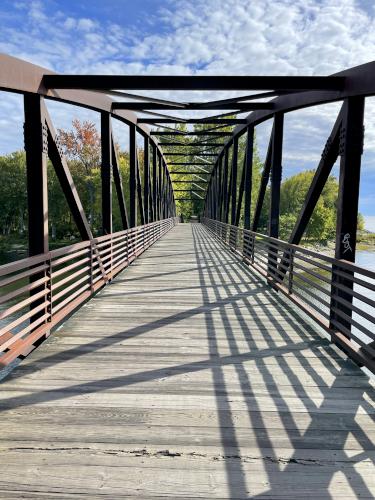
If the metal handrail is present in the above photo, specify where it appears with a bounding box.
[202,217,375,373]
[0,217,178,367]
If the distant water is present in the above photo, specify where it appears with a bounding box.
[356,250,375,270]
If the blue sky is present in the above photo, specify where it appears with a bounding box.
[0,0,374,229]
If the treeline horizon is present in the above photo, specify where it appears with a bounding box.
[0,119,367,257]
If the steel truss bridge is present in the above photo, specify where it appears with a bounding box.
[0,54,374,498]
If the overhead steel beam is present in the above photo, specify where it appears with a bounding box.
[112,102,274,111]
[201,90,297,107]
[167,162,214,166]
[174,189,207,192]
[169,171,211,174]
[164,152,218,156]
[43,74,345,91]
[138,119,247,125]
[172,180,208,183]
[159,142,225,147]
[151,131,232,136]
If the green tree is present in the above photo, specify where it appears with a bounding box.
[0,151,27,235]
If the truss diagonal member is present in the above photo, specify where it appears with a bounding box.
[193,156,213,164]
[276,107,343,282]
[111,138,129,230]
[42,101,92,241]
[192,190,204,199]
[94,88,187,108]
[191,182,206,191]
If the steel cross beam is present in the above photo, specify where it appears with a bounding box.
[43,74,345,91]
[159,142,225,147]
[112,102,274,111]
[138,119,247,125]
[151,131,232,136]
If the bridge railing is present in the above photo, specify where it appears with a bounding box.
[0,217,178,367]
[202,217,375,373]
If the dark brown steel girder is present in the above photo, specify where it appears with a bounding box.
[112,102,274,111]
[43,74,345,91]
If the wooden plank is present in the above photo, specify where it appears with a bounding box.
[0,223,374,499]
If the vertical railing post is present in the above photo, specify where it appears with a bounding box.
[329,96,365,339]
[288,249,294,294]
[46,255,52,327]
[90,241,94,292]
[251,234,256,264]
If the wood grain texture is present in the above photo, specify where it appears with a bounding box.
[0,223,374,499]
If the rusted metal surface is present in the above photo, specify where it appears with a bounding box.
[203,218,375,373]
[0,218,178,367]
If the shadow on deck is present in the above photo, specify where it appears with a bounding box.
[0,223,374,499]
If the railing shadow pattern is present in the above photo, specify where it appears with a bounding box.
[0,223,373,498]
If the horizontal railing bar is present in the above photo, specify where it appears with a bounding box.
[52,257,90,278]
[0,263,49,289]
[0,301,49,346]
[0,289,48,321]
[0,276,49,305]
[51,265,91,292]
[0,217,178,367]
[202,217,375,373]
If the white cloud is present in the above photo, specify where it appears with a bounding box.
[0,0,374,216]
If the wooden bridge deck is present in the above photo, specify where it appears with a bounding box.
[0,223,374,499]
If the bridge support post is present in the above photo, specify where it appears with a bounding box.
[24,94,49,342]
[101,112,112,235]
[230,136,238,226]
[152,143,157,221]
[329,96,365,340]
[158,153,162,219]
[136,155,145,225]
[268,113,284,276]
[24,94,49,256]
[244,126,254,230]
[129,124,137,227]
[144,136,150,224]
